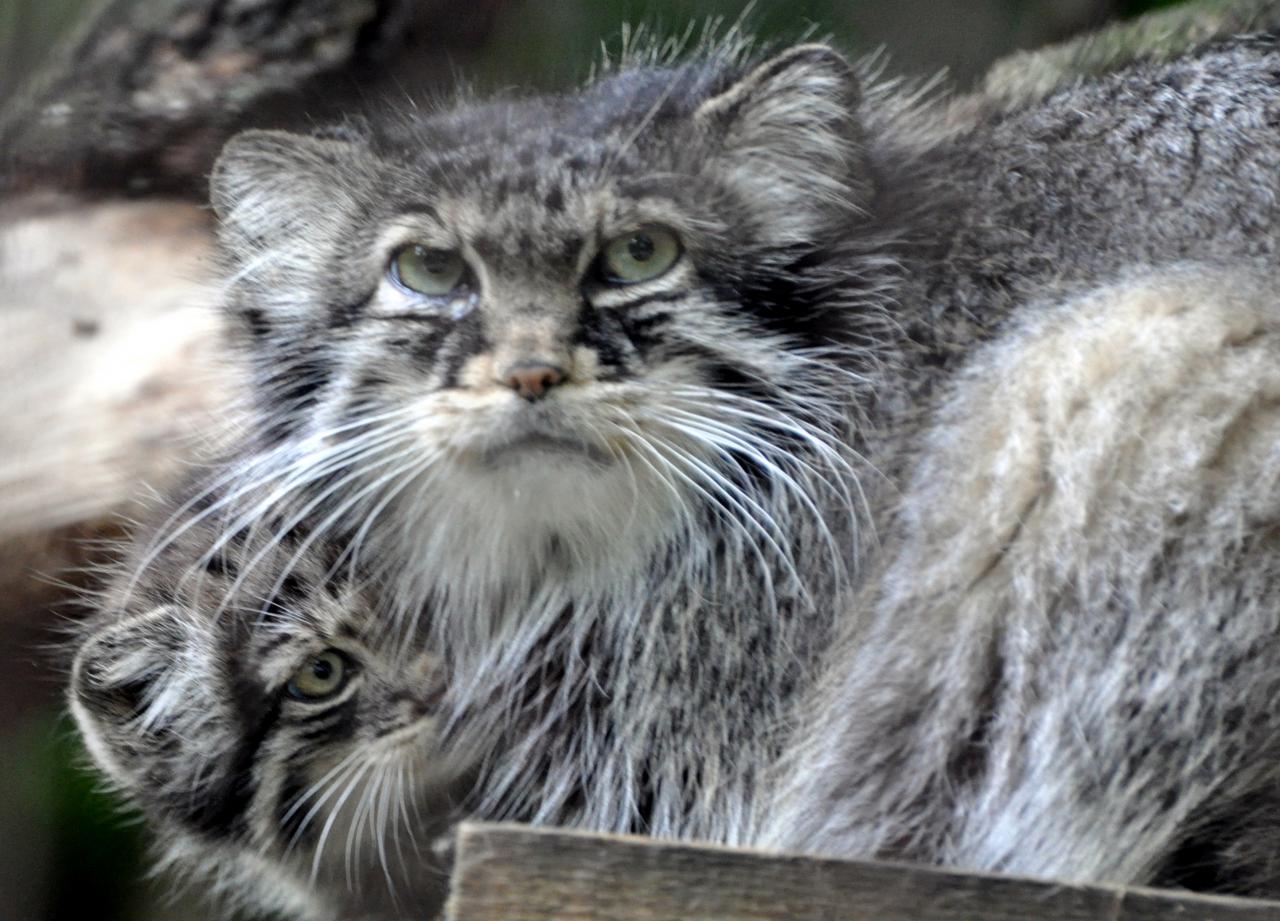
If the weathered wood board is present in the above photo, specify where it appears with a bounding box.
[447,823,1280,921]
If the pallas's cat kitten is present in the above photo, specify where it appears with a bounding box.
[71,508,461,921]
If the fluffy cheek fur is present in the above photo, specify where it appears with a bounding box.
[398,385,714,587]
[69,607,235,801]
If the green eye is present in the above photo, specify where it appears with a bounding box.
[391,244,467,296]
[286,649,352,702]
[599,226,681,284]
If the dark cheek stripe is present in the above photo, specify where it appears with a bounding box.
[574,305,632,373]
[257,348,332,444]
[241,306,272,340]
[410,325,451,372]
[438,312,492,389]
[327,289,376,330]
[296,699,358,734]
[277,767,311,844]
[252,632,296,658]
[180,695,283,840]
[179,627,292,840]
[275,699,360,845]
[617,309,674,353]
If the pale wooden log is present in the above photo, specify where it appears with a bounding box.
[446,823,1280,921]
[0,193,241,540]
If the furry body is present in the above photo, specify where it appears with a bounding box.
[756,38,1280,892]
[70,28,1280,919]
[764,265,1280,894]
[199,40,877,852]
[74,40,874,920]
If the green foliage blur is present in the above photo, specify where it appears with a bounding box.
[0,1,1199,920]
[1,717,148,921]
[0,0,92,105]
[471,0,860,87]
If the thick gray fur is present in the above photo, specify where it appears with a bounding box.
[76,38,877,920]
[762,36,1280,895]
[71,25,1280,920]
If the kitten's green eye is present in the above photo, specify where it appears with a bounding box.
[391,244,467,296]
[599,226,681,284]
[286,649,352,702]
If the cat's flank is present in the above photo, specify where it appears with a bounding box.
[71,26,1280,921]
[763,263,1280,895]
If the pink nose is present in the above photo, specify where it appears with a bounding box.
[502,362,566,401]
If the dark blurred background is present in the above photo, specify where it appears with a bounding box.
[0,1,1188,919]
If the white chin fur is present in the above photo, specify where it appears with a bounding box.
[379,439,689,611]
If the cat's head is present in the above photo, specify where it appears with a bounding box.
[210,44,878,596]
[69,547,459,921]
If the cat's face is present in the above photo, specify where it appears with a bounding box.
[211,44,870,593]
[70,547,459,921]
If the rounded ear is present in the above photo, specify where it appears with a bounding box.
[695,44,867,241]
[210,129,372,249]
[69,605,193,788]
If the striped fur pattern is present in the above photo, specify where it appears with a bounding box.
[199,41,891,847]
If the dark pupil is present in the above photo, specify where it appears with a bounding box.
[311,658,334,682]
[417,248,450,274]
[627,234,655,263]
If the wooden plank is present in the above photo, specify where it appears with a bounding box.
[1116,890,1280,921]
[446,823,1280,921]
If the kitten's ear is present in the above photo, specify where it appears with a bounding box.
[696,44,867,240]
[210,129,371,249]
[70,606,196,787]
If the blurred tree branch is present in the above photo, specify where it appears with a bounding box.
[0,0,506,197]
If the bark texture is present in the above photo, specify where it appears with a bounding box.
[0,0,505,197]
